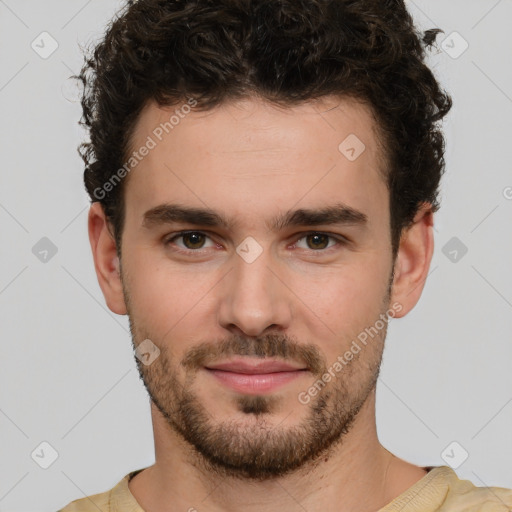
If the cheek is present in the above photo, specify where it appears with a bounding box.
[296,255,389,312]
[123,253,218,340]
[290,257,391,351]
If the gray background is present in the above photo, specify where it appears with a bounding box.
[1,0,511,510]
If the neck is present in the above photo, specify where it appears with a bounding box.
[129,390,426,512]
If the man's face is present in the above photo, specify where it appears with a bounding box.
[117,96,396,479]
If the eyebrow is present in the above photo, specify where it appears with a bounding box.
[142,202,368,232]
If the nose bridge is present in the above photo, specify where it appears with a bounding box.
[218,242,291,336]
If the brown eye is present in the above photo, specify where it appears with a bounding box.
[181,232,207,249]
[305,233,330,250]
[294,232,346,253]
[165,231,216,252]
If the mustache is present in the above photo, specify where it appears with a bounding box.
[181,333,326,376]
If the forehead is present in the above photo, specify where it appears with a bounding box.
[124,95,388,229]
[130,95,384,165]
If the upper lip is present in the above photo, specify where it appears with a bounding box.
[205,359,308,374]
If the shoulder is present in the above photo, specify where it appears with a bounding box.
[57,469,146,512]
[57,487,112,512]
[381,466,512,512]
[440,467,512,512]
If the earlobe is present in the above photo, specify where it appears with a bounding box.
[390,203,434,318]
[88,202,127,315]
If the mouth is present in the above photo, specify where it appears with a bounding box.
[204,358,309,394]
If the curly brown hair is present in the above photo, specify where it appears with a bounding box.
[75,0,452,258]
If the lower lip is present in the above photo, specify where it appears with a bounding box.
[205,369,307,394]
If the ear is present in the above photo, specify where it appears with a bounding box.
[389,202,434,318]
[88,202,127,315]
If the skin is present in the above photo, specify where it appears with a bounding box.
[89,95,434,512]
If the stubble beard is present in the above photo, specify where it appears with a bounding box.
[122,273,391,481]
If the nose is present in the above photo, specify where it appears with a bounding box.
[217,245,292,337]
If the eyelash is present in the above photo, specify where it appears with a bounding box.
[163,230,348,256]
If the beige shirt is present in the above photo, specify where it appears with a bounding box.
[58,465,512,511]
